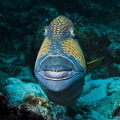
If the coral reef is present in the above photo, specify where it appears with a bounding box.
[0,0,120,119]
[2,78,72,119]
[23,92,52,120]
[1,76,120,119]
[0,92,44,120]
[2,78,52,120]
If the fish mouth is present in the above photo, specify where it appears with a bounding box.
[36,55,81,80]
[40,65,79,80]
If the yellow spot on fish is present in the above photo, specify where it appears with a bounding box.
[50,16,71,39]
[36,37,51,61]
[62,38,86,72]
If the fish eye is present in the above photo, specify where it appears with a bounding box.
[42,29,45,34]
[69,27,77,37]
[42,26,48,36]
[73,29,77,36]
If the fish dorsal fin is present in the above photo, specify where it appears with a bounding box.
[86,57,104,73]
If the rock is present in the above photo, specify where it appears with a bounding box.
[73,77,120,119]
[107,42,120,57]
[75,114,83,120]
[107,77,120,95]
[16,66,37,83]
[83,110,105,120]
[3,77,46,105]
[81,78,112,103]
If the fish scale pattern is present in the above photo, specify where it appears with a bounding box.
[36,16,86,72]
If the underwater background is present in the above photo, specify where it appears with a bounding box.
[0,0,120,119]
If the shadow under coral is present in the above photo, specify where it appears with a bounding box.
[0,92,45,120]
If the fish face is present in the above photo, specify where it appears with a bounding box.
[34,15,86,105]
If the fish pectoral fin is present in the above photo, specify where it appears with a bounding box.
[86,57,104,73]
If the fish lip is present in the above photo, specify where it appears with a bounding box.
[36,55,83,80]
[37,55,79,71]
[38,70,81,80]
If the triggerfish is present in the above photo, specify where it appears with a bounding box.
[34,15,103,106]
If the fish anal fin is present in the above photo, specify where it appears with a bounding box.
[87,57,104,73]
